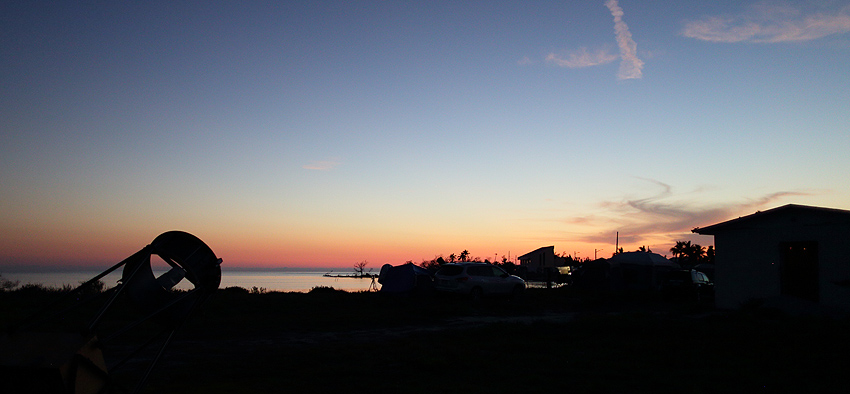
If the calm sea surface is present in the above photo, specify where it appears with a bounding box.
[1,268,379,293]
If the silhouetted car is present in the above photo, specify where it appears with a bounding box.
[663,269,714,302]
[434,263,525,299]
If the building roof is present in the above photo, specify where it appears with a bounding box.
[692,204,850,235]
[517,245,554,260]
[607,251,677,268]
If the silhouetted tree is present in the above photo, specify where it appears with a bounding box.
[670,241,689,260]
[1,273,19,292]
[637,246,652,253]
[417,250,491,271]
[420,256,448,272]
[419,259,437,272]
[496,260,518,274]
[354,260,368,276]
[689,243,705,261]
[671,241,705,268]
[704,245,715,264]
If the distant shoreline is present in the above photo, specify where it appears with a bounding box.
[0,265,361,273]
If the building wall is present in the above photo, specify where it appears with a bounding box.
[816,225,850,310]
[714,229,781,309]
[519,246,558,274]
[715,220,850,311]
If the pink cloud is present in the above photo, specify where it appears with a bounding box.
[302,160,339,170]
[546,47,618,68]
[683,4,850,43]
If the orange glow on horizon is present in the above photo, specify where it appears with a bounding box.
[0,222,714,270]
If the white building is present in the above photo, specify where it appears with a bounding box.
[693,204,850,313]
[518,246,565,275]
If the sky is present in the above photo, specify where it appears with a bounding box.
[2,1,849,270]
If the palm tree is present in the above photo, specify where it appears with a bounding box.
[670,240,705,268]
[705,245,715,264]
[670,241,691,260]
[687,243,706,263]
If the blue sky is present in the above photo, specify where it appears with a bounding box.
[2,1,849,268]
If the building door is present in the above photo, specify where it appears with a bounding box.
[779,241,819,302]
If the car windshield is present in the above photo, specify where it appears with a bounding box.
[436,265,464,276]
[695,272,710,283]
[467,266,494,276]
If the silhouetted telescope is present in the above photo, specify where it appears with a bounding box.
[1,231,222,393]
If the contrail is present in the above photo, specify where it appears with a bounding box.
[605,0,643,80]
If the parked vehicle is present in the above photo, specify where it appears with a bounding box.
[434,263,525,299]
[663,269,714,302]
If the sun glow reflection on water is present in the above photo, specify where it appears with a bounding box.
[224,270,378,292]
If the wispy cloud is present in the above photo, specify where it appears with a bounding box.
[605,0,644,80]
[546,47,618,68]
[302,160,340,171]
[517,56,534,66]
[683,3,850,43]
[570,178,812,247]
[537,1,643,80]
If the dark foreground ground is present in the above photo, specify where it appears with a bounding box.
[3,286,849,393]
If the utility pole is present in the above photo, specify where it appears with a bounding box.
[595,249,603,259]
[616,232,619,254]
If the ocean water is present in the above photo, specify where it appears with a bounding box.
[0,267,380,293]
